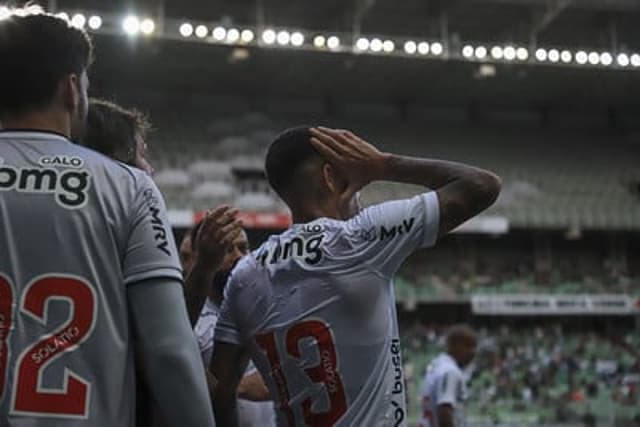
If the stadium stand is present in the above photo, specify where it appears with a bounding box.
[394,234,639,298]
[401,323,640,426]
[133,102,640,229]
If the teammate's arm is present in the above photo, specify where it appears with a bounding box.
[237,371,271,401]
[184,206,242,326]
[209,263,257,425]
[210,341,251,427]
[128,278,215,426]
[436,404,455,427]
[184,261,216,326]
[310,127,501,236]
[206,358,270,403]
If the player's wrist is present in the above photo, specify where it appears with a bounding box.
[367,151,392,182]
[192,256,222,274]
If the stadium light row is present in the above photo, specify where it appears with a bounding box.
[1,5,639,71]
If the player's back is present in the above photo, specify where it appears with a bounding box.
[0,130,180,426]
[216,192,441,426]
[420,353,467,427]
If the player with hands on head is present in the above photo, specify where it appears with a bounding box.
[308,126,502,235]
[210,125,500,427]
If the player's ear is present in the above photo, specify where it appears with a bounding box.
[60,73,80,113]
[321,163,338,194]
[321,163,347,196]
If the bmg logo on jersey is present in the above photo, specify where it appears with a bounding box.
[259,234,324,266]
[0,165,91,209]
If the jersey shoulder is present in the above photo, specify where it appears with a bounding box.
[75,143,149,184]
[230,250,262,286]
[194,299,219,341]
[435,354,463,378]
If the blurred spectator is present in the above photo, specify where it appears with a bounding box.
[402,323,640,426]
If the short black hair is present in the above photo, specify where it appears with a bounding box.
[83,99,150,165]
[446,324,477,347]
[265,126,322,199]
[0,11,93,117]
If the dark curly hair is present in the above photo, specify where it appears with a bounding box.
[83,99,150,165]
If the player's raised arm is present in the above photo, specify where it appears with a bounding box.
[310,127,501,236]
[184,205,242,326]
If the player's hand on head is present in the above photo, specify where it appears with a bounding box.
[310,127,389,204]
[195,205,243,267]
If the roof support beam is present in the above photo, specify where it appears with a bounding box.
[353,0,377,36]
[530,0,573,45]
[474,0,640,12]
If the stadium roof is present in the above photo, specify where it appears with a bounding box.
[56,0,640,48]
[46,0,640,110]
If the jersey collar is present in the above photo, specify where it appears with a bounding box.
[443,352,459,367]
[0,129,72,143]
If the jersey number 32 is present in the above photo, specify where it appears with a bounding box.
[0,274,96,419]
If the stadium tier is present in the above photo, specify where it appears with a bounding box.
[129,104,640,230]
[393,236,640,299]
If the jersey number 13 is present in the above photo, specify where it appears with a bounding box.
[256,319,348,427]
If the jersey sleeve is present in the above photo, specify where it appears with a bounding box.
[214,270,243,345]
[436,370,461,406]
[122,173,183,286]
[344,191,440,277]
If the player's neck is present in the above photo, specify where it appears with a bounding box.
[291,205,342,224]
[446,351,462,367]
[2,110,71,139]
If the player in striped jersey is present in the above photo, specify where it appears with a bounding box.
[420,325,477,427]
